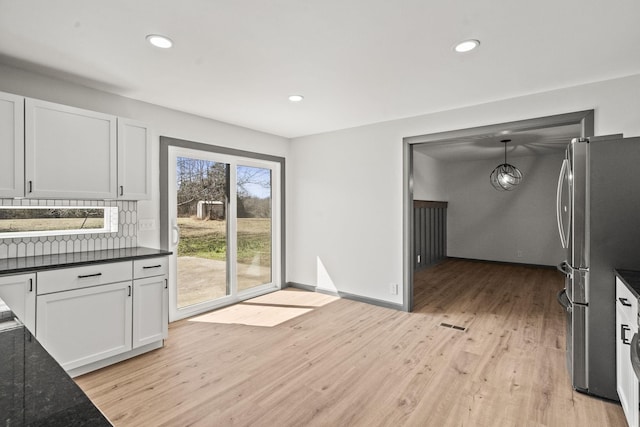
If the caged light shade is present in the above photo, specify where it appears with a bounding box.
[490,140,523,191]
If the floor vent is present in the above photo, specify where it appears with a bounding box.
[440,322,467,332]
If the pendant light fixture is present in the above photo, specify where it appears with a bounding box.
[490,139,523,191]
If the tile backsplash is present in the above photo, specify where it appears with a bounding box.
[0,199,137,259]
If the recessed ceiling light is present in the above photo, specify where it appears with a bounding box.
[146,34,173,49]
[288,95,304,102]
[454,39,480,53]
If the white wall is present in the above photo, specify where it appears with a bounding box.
[289,74,640,305]
[443,153,564,265]
[412,151,448,201]
[0,63,290,251]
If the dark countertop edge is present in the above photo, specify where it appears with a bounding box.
[615,269,640,298]
[0,247,172,275]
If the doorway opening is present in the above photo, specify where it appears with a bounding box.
[402,110,594,312]
[160,137,285,321]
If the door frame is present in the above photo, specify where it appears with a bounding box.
[401,110,594,312]
[160,136,286,320]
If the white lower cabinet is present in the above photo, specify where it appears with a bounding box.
[133,276,168,348]
[32,256,169,375]
[616,277,639,427]
[0,273,35,332]
[36,281,133,371]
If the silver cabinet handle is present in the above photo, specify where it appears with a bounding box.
[128,285,132,297]
[120,185,124,196]
[28,180,33,193]
[165,278,168,289]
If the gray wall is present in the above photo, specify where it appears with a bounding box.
[443,153,564,265]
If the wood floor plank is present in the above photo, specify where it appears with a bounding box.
[76,259,627,426]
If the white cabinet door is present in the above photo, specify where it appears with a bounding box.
[616,278,639,427]
[133,275,168,348]
[0,273,35,332]
[117,118,151,200]
[25,98,117,199]
[36,281,133,371]
[0,91,24,197]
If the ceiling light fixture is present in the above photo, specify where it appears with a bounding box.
[490,139,523,191]
[146,34,173,49]
[288,95,304,102]
[454,39,480,53]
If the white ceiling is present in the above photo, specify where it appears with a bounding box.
[1,1,639,139]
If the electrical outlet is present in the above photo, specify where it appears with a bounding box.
[138,219,156,231]
[390,283,399,295]
[516,250,523,258]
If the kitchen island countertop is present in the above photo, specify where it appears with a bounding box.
[0,296,112,426]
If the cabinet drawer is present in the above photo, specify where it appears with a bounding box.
[617,278,638,325]
[133,257,168,279]
[37,261,132,295]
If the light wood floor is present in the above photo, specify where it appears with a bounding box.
[76,259,626,426]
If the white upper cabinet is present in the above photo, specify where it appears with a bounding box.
[0,91,25,197]
[117,118,151,200]
[25,98,118,199]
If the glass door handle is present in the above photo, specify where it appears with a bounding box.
[171,222,180,247]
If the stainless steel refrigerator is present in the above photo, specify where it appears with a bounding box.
[556,135,640,400]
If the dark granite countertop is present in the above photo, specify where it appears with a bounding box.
[0,246,172,275]
[0,297,112,426]
[615,269,640,298]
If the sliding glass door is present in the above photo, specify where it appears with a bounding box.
[168,147,280,321]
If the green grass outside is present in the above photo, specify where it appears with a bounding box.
[177,217,271,266]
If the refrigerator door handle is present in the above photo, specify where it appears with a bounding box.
[556,158,569,249]
[557,288,570,311]
[557,261,571,276]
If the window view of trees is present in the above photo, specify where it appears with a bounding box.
[175,158,271,219]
